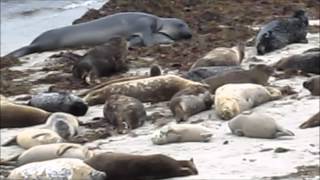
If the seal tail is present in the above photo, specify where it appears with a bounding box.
[0,154,19,166]
[4,45,38,58]
[275,127,295,138]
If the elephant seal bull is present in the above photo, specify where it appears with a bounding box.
[255,10,308,55]
[5,12,192,58]
[85,152,198,180]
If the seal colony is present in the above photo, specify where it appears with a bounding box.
[1,5,319,179]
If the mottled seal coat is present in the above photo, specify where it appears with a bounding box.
[151,123,213,145]
[83,75,208,105]
[28,92,88,116]
[255,10,308,55]
[0,97,50,128]
[215,83,282,120]
[228,111,294,139]
[274,51,320,74]
[1,129,63,149]
[72,37,129,85]
[6,12,192,58]
[303,76,320,96]
[203,64,273,93]
[299,111,320,129]
[190,43,245,69]
[8,158,106,180]
[85,152,198,180]
[42,112,79,140]
[170,86,213,122]
[103,94,147,134]
[1,143,94,166]
[182,65,243,82]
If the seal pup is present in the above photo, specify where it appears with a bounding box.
[28,92,88,116]
[190,43,245,69]
[41,112,79,140]
[303,76,320,96]
[203,64,273,93]
[182,65,243,82]
[170,86,213,122]
[215,83,282,120]
[0,97,50,128]
[0,143,94,166]
[151,123,213,145]
[8,158,106,180]
[228,111,294,139]
[85,152,198,180]
[103,94,147,134]
[72,37,129,85]
[1,129,63,149]
[83,75,208,105]
[255,10,308,55]
[274,51,320,74]
[5,12,192,58]
[299,111,320,129]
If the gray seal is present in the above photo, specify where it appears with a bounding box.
[228,111,295,139]
[5,12,192,58]
[28,92,88,116]
[303,76,320,96]
[255,10,308,55]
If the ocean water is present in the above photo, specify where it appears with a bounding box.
[0,0,106,56]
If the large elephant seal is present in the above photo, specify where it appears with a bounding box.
[103,94,147,134]
[1,143,94,166]
[190,43,245,69]
[0,97,50,128]
[274,51,320,74]
[83,75,208,106]
[303,76,320,96]
[72,37,129,85]
[28,92,88,116]
[215,83,282,120]
[182,65,243,82]
[299,111,320,129]
[1,129,63,149]
[8,158,106,180]
[151,123,213,145]
[85,152,198,180]
[5,12,192,58]
[203,64,273,93]
[42,112,79,140]
[255,10,308,55]
[228,111,294,139]
[170,86,213,122]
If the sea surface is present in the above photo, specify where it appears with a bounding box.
[0,0,106,56]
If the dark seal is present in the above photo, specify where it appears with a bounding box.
[103,94,147,134]
[203,64,273,93]
[72,37,129,85]
[84,152,198,180]
[255,10,308,55]
[303,76,320,96]
[28,92,88,116]
[274,51,320,74]
[299,111,320,129]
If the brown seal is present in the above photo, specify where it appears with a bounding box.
[72,37,129,85]
[0,96,50,128]
[103,94,147,134]
[170,86,213,122]
[83,75,208,106]
[303,76,320,96]
[190,43,245,69]
[274,51,320,74]
[84,152,198,180]
[299,111,320,129]
[203,64,273,93]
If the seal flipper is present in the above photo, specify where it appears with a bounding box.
[0,154,20,166]
[56,144,78,156]
[275,128,295,138]
[200,133,213,142]
[234,129,244,136]
[1,137,17,146]
[4,45,39,58]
